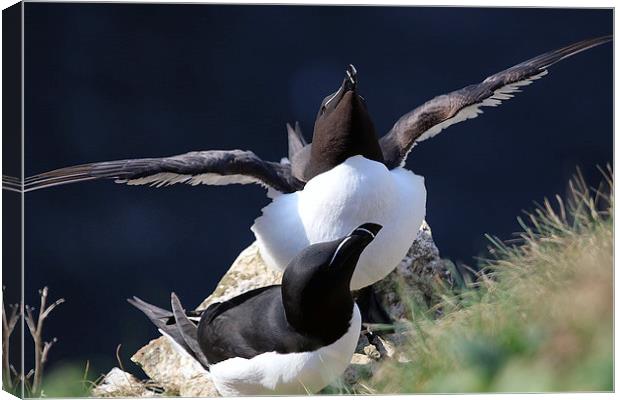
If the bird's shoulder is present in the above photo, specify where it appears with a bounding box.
[197,285,325,363]
[200,285,280,325]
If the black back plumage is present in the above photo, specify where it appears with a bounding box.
[129,223,382,366]
[197,285,327,363]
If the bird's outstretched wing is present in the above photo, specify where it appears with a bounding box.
[25,149,304,194]
[380,35,612,168]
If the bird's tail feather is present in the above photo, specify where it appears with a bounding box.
[128,295,210,370]
[170,293,211,368]
[129,296,174,321]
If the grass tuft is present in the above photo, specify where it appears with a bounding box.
[367,167,613,393]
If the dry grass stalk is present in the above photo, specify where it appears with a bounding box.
[24,287,65,396]
[2,286,20,390]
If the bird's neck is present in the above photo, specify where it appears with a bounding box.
[305,108,384,180]
[281,283,353,343]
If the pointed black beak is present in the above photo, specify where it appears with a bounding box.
[343,64,357,92]
[329,223,382,268]
[319,64,360,114]
[350,222,382,238]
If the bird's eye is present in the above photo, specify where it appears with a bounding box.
[320,105,326,115]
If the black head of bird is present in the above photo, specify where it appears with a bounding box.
[306,65,385,179]
[281,222,382,338]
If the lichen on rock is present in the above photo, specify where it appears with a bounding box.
[91,367,157,397]
[130,337,219,397]
[197,243,282,311]
[373,220,454,321]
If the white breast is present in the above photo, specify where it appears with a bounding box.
[208,304,361,396]
[252,155,426,290]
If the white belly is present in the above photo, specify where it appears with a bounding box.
[209,305,361,396]
[252,155,426,290]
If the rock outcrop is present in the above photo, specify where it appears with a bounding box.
[92,221,451,396]
[91,368,157,397]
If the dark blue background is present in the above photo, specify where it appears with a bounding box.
[22,4,612,376]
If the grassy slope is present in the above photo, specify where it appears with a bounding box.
[368,170,613,393]
[35,171,613,397]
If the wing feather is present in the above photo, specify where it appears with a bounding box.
[25,149,304,194]
[380,35,612,168]
[286,121,307,161]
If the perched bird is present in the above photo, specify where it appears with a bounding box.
[129,223,381,396]
[25,36,612,323]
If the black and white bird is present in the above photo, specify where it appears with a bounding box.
[25,36,611,321]
[129,223,381,396]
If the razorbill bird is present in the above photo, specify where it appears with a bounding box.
[25,36,611,319]
[128,223,381,396]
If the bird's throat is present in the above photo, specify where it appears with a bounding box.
[305,99,384,180]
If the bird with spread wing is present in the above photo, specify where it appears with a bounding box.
[19,36,612,324]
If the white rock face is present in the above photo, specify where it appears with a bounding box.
[91,367,156,397]
[131,337,219,397]
[374,221,453,321]
[197,243,283,311]
[92,221,450,397]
